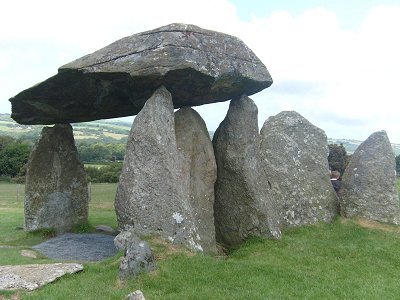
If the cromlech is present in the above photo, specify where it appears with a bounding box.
[9,23,400,257]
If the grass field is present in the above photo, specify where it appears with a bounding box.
[1,181,400,299]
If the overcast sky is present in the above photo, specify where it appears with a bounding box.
[1,0,400,143]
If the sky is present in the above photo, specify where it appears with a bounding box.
[1,0,400,143]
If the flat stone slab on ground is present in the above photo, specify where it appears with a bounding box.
[32,233,118,261]
[0,263,83,291]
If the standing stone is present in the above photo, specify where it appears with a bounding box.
[24,124,89,232]
[213,95,281,248]
[175,107,218,254]
[339,131,400,224]
[115,86,203,252]
[260,111,338,229]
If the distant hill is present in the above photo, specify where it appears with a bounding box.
[0,113,131,142]
[328,138,400,156]
[1,113,400,155]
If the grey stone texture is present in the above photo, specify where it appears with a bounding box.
[24,124,89,232]
[127,290,146,300]
[119,235,156,279]
[0,263,83,291]
[10,23,272,125]
[115,87,215,253]
[175,107,218,254]
[32,233,118,261]
[213,95,281,248]
[260,111,339,229]
[339,131,400,224]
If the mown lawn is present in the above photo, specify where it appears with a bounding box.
[1,181,400,299]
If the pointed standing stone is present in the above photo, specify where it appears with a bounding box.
[115,86,208,252]
[24,124,89,232]
[213,95,281,248]
[175,107,218,254]
[260,111,338,229]
[339,131,400,224]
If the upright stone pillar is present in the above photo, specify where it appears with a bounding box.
[115,86,216,253]
[260,111,339,229]
[213,95,281,248]
[24,124,89,232]
[175,107,218,254]
[339,131,400,224]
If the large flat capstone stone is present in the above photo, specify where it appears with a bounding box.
[10,23,272,125]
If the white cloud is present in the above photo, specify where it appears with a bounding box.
[1,1,400,143]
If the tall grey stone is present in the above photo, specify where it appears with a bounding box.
[24,124,89,232]
[260,111,338,229]
[175,107,218,254]
[213,95,281,248]
[10,23,272,125]
[115,86,205,252]
[339,131,400,224]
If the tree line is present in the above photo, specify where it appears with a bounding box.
[0,136,125,183]
[1,136,399,183]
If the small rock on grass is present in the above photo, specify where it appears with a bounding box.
[20,249,38,259]
[127,290,146,300]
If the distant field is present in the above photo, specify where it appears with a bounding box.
[103,132,127,139]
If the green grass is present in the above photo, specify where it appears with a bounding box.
[1,182,400,299]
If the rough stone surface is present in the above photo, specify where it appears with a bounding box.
[213,95,281,248]
[339,131,400,224]
[20,250,38,259]
[115,87,204,252]
[32,233,118,261]
[24,124,89,232]
[10,23,272,125]
[260,111,339,229]
[119,235,156,279]
[114,227,136,251]
[0,263,83,291]
[175,107,218,254]
[127,290,146,300]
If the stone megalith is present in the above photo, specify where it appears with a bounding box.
[213,95,281,248]
[10,23,272,125]
[24,124,89,232]
[115,86,209,252]
[339,131,400,224]
[260,111,338,229]
[175,107,218,254]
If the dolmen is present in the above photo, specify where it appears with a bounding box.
[10,23,360,254]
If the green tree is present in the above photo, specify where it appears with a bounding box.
[396,155,400,177]
[0,141,32,177]
[328,143,350,176]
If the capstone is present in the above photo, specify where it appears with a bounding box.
[10,23,272,125]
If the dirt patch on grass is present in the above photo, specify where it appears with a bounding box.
[341,217,400,233]
[147,236,194,260]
